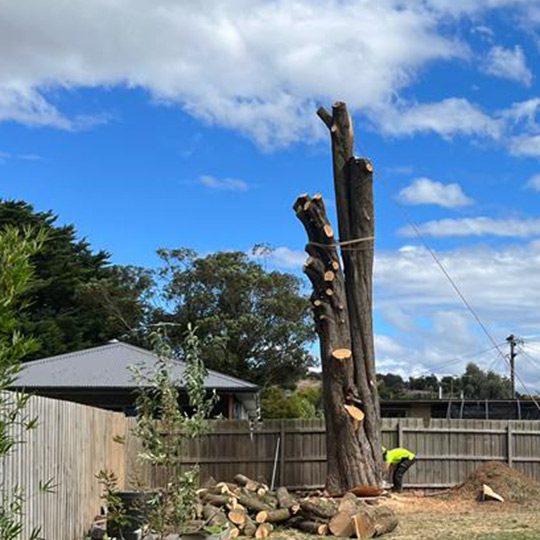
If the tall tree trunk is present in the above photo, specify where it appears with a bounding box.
[294,102,382,494]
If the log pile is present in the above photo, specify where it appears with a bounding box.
[195,474,398,539]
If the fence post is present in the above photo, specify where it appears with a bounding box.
[507,423,513,467]
[279,420,286,487]
[397,419,404,448]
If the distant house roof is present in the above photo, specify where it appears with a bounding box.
[12,341,258,392]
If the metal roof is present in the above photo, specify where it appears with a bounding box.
[12,341,258,392]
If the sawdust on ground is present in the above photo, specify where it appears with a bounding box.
[450,461,540,503]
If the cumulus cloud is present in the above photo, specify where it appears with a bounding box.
[375,241,540,387]
[268,247,307,269]
[509,134,540,157]
[198,175,248,191]
[0,0,488,147]
[375,242,540,320]
[0,1,539,147]
[10,0,532,146]
[483,45,532,85]
[370,98,502,139]
[526,173,540,191]
[399,216,540,237]
[269,241,540,386]
[398,177,473,208]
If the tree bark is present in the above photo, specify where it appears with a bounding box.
[294,101,383,493]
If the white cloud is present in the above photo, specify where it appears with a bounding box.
[268,247,307,270]
[0,0,471,146]
[483,45,532,85]
[509,134,540,157]
[0,1,539,147]
[370,98,502,139]
[198,175,248,191]
[269,240,540,385]
[375,334,407,356]
[472,25,495,40]
[375,242,540,318]
[0,148,41,164]
[398,177,473,208]
[399,216,540,237]
[374,241,540,387]
[526,173,540,191]
[0,86,71,128]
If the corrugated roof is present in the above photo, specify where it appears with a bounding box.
[12,341,258,391]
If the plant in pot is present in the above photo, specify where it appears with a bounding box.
[103,324,225,540]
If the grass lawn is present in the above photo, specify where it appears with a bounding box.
[267,493,540,540]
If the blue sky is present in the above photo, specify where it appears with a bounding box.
[3,0,540,389]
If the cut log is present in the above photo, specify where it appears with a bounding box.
[344,404,365,421]
[300,498,339,520]
[202,505,229,528]
[298,521,329,535]
[324,270,336,282]
[330,494,366,537]
[332,348,352,361]
[481,484,504,503]
[276,486,299,512]
[225,525,240,539]
[255,508,291,524]
[256,486,269,498]
[233,474,260,492]
[243,516,257,537]
[201,493,231,507]
[216,481,234,494]
[352,506,398,539]
[228,507,247,526]
[324,224,334,237]
[236,491,273,513]
[254,523,274,539]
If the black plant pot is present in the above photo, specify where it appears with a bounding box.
[106,490,154,540]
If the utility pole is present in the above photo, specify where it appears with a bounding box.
[507,334,517,399]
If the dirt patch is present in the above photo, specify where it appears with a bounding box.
[452,462,540,503]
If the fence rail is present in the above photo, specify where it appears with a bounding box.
[125,417,540,491]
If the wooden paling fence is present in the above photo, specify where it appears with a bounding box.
[125,417,540,490]
[1,393,127,540]
[4,398,540,540]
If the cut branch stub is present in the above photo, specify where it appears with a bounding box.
[332,348,352,361]
[344,404,365,422]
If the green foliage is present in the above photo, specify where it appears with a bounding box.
[377,363,511,400]
[129,324,217,536]
[261,385,322,419]
[377,373,407,399]
[451,362,510,399]
[156,248,316,387]
[0,200,151,359]
[96,470,130,533]
[0,225,47,540]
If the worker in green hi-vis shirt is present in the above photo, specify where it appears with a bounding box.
[382,446,416,492]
